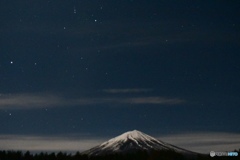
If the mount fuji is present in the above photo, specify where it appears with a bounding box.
[82,130,198,156]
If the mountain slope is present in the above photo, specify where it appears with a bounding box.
[82,130,197,156]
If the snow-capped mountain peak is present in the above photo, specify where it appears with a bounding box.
[104,130,158,144]
[97,130,163,151]
[82,130,196,156]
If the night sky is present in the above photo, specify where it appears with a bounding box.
[0,0,240,153]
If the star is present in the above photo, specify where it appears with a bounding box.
[10,61,13,64]
[73,6,77,14]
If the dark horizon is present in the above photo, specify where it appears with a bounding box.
[0,0,240,154]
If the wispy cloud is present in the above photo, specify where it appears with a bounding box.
[0,93,185,110]
[0,135,103,152]
[160,132,240,154]
[102,88,153,94]
[0,93,64,109]
[122,97,184,105]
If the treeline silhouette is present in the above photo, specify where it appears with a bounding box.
[0,149,239,160]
